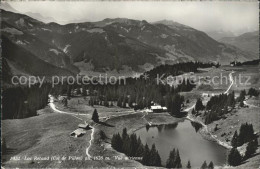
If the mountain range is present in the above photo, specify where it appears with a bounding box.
[206,30,236,41]
[219,31,259,56]
[1,9,258,78]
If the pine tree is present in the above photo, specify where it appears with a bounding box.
[76,88,81,95]
[122,135,130,155]
[227,91,235,108]
[248,88,259,97]
[82,86,87,96]
[208,161,214,169]
[174,149,182,168]
[1,137,7,154]
[149,144,161,166]
[142,144,150,165]
[237,123,255,146]
[245,140,258,159]
[92,109,99,122]
[231,131,238,148]
[155,150,162,167]
[237,90,246,102]
[186,160,191,169]
[239,100,244,107]
[228,147,242,166]
[136,138,144,159]
[201,161,207,169]
[166,148,176,168]
[195,98,204,111]
[117,97,122,107]
[122,128,128,141]
[110,101,113,107]
[104,97,109,107]
[129,133,138,156]
[111,133,123,152]
[191,108,196,115]
[63,98,68,107]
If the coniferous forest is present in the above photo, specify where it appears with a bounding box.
[2,62,215,119]
[2,83,52,119]
[228,123,258,166]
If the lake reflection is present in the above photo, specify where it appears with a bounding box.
[136,120,227,167]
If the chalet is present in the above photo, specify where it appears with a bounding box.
[151,105,167,113]
[202,93,209,97]
[230,61,238,67]
[78,123,90,129]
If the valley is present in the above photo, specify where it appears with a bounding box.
[1,3,259,169]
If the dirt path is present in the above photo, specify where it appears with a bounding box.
[85,125,94,159]
[49,95,84,121]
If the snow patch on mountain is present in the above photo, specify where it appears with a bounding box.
[87,28,104,33]
[42,28,52,32]
[105,21,114,25]
[15,18,25,27]
[1,27,24,35]
[104,34,111,45]
[121,27,130,33]
[49,49,62,55]
[160,34,168,39]
[119,34,125,38]
[63,45,71,54]
[172,34,180,37]
[164,45,176,53]
[16,40,26,45]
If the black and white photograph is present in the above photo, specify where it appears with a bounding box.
[1,1,260,168]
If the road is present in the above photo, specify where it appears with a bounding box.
[224,71,235,94]
[49,95,84,121]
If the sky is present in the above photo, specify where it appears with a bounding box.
[4,1,259,34]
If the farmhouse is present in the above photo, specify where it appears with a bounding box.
[70,128,87,138]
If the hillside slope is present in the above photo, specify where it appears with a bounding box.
[2,35,75,76]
